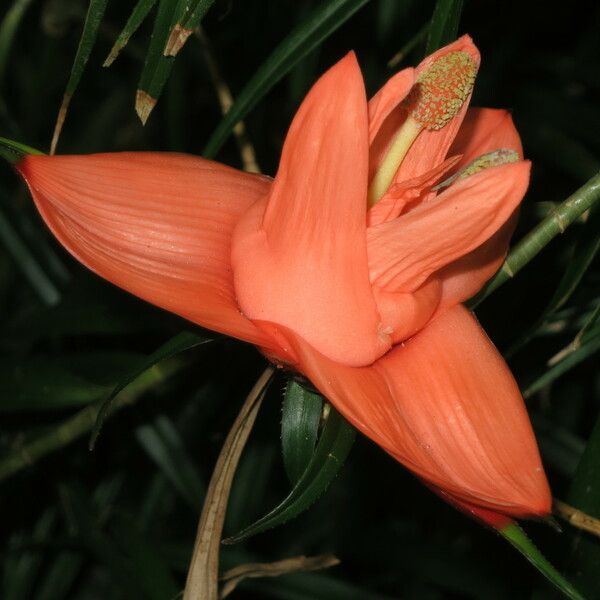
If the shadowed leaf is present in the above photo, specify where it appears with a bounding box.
[103,0,157,67]
[224,403,355,544]
[425,0,464,55]
[50,0,109,154]
[90,330,211,449]
[203,0,371,158]
[282,379,323,485]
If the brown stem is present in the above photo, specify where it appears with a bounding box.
[183,367,275,600]
[553,498,600,538]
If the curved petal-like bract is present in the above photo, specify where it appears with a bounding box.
[18,152,276,349]
[367,161,530,293]
[232,52,390,367]
[283,304,552,524]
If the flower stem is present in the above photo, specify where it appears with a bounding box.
[470,171,600,308]
[183,367,274,600]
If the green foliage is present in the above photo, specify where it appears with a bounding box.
[224,401,355,544]
[202,0,372,158]
[425,0,464,55]
[281,379,323,484]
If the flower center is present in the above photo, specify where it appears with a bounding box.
[368,50,478,206]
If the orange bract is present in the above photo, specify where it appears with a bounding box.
[15,35,551,528]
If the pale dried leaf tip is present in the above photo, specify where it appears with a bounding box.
[135,90,156,125]
[50,94,72,155]
[164,24,194,57]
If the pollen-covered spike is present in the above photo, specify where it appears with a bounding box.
[407,50,478,131]
[433,149,519,191]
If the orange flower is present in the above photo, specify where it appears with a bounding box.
[15,36,551,528]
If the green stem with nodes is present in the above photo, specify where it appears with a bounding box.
[0,358,184,483]
[470,171,600,308]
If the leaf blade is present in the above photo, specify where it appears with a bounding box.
[202,0,371,158]
[282,379,323,485]
[425,0,464,55]
[224,402,355,544]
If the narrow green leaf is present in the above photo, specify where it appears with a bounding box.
[136,415,205,509]
[50,0,109,153]
[136,0,189,124]
[203,0,371,158]
[57,484,146,598]
[0,359,182,483]
[35,552,84,600]
[103,0,158,66]
[425,0,464,55]
[224,404,355,544]
[471,171,600,307]
[0,0,36,85]
[0,134,43,163]
[164,0,216,56]
[0,204,60,305]
[110,515,179,600]
[499,523,584,599]
[523,315,600,398]
[282,379,323,484]
[0,352,143,412]
[565,415,600,597]
[507,209,600,357]
[4,510,56,600]
[90,330,210,449]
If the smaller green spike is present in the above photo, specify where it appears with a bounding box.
[0,136,43,164]
[499,522,585,600]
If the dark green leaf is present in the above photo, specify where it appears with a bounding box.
[0,204,60,305]
[57,483,146,598]
[136,0,189,124]
[0,352,144,412]
[0,134,43,163]
[110,515,179,600]
[425,0,464,55]
[35,552,84,600]
[103,0,158,66]
[50,0,109,153]
[565,415,600,597]
[523,316,600,398]
[508,209,600,357]
[224,404,355,544]
[499,523,584,600]
[136,414,205,509]
[3,510,56,600]
[90,330,211,449]
[0,0,36,86]
[282,379,323,485]
[203,0,371,158]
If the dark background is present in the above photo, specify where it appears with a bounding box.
[1,1,599,598]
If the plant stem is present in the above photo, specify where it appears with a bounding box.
[0,360,182,482]
[470,171,600,308]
